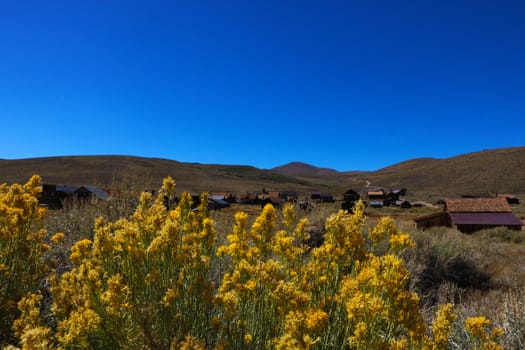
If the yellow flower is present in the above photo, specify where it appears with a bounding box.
[40,243,51,252]
[70,239,93,265]
[19,327,53,350]
[245,280,257,292]
[429,304,457,350]
[491,327,504,339]
[465,316,491,339]
[101,274,130,315]
[369,216,397,244]
[390,233,415,252]
[161,288,178,307]
[389,338,408,350]
[58,307,101,347]
[348,321,367,345]
[464,316,504,349]
[218,290,239,314]
[244,333,253,345]
[162,176,176,197]
[304,309,328,332]
[51,232,65,245]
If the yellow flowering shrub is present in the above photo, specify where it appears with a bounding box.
[5,178,505,350]
[0,176,55,345]
[10,177,218,349]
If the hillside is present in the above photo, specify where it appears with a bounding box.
[362,147,525,197]
[1,146,524,199]
[0,156,319,195]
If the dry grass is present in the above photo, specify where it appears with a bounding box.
[38,184,525,348]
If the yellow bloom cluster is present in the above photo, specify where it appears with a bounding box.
[274,309,328,350]
[10,292,55,349]
[0,175,59,344]
[465,316,504,350]
[425,303,457,350]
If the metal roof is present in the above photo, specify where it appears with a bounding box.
[81,186,111,201]
[55,185,77,194]
[449,212,523,226]
[210,195,227,201]
[209,197,230,206]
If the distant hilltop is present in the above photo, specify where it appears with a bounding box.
[271,162,338,177]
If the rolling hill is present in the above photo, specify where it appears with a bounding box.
[1,146,524,199]
[0,156,317,195]
[364,147,525,197]
[271,162,338,177]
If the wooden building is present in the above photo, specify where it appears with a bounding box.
[39,184,76,209]
[343,189,360,202]
[367,189,392,206]
[414,197,523,233]
[341,189,361,211]
[395,199,412,209]
[367,190,387,201]
[256,191,283,207]
[239,193,258,204]
[311,192,334,202]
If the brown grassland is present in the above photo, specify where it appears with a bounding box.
[1,147,525,348]
[1,146,525,197]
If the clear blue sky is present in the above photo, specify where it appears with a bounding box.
[1,0,524,171]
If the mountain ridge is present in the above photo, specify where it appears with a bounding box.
[1,146,524,198]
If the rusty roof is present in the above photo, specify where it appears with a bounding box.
[367,190,385,196]
[210,192,235,197]
[444,197,511,213]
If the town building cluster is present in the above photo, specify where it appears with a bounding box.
[38,183,522,233]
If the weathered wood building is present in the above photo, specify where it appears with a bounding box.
[39,184,76,209]
[366,188,406,207]
[310,192,334,203]
[39,184,110,209]
[343,189,360,203]
[414,197,523,233]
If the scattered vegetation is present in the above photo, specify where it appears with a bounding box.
[2,176,524,349]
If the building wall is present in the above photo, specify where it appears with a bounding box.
[455,224,522,234]
[415,213,451,230]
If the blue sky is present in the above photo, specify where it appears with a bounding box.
[1,0,524,171]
